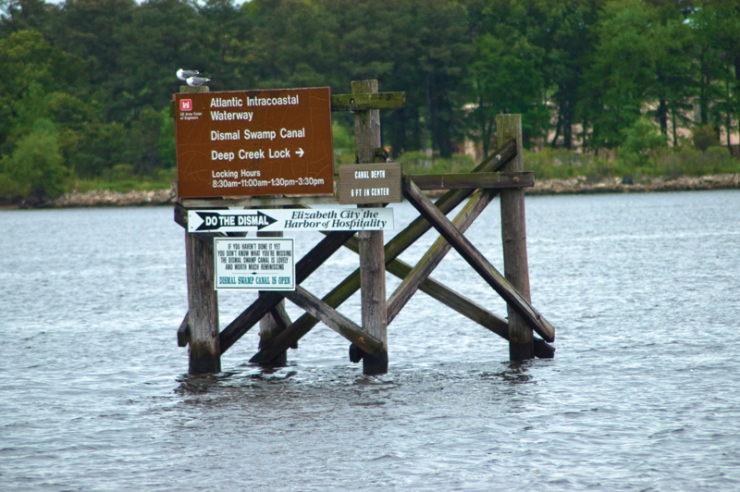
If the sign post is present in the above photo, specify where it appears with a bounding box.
[175,87,334,199]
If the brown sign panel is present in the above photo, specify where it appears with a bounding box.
[338,163,403,204]
[175,88,334,199]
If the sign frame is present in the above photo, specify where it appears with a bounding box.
[213,237,296,291]
[174,87,334,199]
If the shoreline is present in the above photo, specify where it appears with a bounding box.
[3,173,739,209]
[526,173,740,195]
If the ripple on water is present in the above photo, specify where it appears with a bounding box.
[1,192,740,490]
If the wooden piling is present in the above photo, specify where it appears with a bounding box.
[353,79,388,375]
[181,85,221,374]
[496,114,533,360]
[173,84,555,374]
[185,229,221,374]
[258,230,289,366]
[335,233,555,358]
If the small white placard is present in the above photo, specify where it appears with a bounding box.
[214,238,295,291]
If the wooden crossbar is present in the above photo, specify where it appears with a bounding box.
[403,178,556,343]
[285,287,384,357]
[269,303,292,331]
[331,92,405,112]
[176,171,531,210]
[250,140,518,364]
[387,188,497,323]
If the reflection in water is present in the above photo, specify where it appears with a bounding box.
[491,360,535,384]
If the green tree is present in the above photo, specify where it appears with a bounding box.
[619,117,667,168]
[689,2,740,146]
[2,118,70,199]
[526,0,601,149]
[156,106,175,167]
[692,124,719,152]
[129,106,164,174]
[0,0,58,37]
[0,29,55,149]
[247,0,339,89]
[465,33,542,157]
[584,0,668,148]
[198,0,255,91]
[49,0,136,120]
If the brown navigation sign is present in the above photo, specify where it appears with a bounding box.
[338,162,402,204]
[175,87,334,199]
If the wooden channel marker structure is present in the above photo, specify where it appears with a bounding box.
[173,80,556,376]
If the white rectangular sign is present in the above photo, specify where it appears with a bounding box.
[188,208,394,233]
[214,238,295,291]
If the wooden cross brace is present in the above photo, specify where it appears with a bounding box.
[247,139,553,363]
[212,140,510,357]
[180,138,554,364]
[403,176,556,343]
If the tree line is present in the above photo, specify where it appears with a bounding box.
[1,0,739,200]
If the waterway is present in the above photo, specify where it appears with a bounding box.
[1,190,739,491]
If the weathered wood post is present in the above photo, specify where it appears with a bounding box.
[353,80,388,375]
[258,230,289,366]
[182,85,221,374]
[496,114,533,360]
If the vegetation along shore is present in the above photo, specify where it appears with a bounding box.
[3,172,733,210]
[2,0,740,206]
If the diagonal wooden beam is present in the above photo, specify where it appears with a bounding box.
[384,256,554,358]
[269,302,297,349]
[403,177,555,343]
[334,234,554,358]
[285,287,384,357]
[250,140,518,364]
[177,311,190,347]
[218,230,357,354]
[269,304,292,331]
[387,188,497,323]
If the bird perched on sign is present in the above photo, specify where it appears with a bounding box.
[176,69,201,81]
[186,76,211,87]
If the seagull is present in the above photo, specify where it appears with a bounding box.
[187,76,211,87]
[176,69,200,81]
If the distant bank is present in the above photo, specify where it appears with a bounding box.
[527,173,740,195]
[2,174,738,209]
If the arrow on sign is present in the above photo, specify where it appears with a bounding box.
[195,211,277,231]
[296,148,304,157]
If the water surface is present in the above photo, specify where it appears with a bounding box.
[2,190,739,491]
